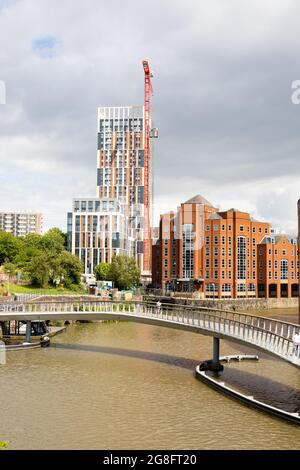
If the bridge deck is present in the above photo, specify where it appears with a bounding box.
[0,300,299,367]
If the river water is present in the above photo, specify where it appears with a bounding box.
[0,308,299,449]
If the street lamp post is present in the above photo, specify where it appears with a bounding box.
[211,283,215,302]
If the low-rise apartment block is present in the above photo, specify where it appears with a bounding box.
[0,212,43,236]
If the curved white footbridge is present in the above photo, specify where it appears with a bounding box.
[1,299,299,424]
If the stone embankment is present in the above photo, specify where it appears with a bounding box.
[144,295,298,311]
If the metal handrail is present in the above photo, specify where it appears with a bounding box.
[0,299,299,360]
[1,298,299,329]
[2,297,299,328]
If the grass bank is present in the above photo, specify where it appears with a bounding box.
[3,282,86,296]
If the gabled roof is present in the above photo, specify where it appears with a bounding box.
[184,194,214,206]
[208,213,222,220]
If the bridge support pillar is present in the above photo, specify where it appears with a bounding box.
[199,336,224,372]
[212,337,223,371]
[25,321,31,343]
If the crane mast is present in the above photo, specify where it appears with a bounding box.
[142,60,153,276]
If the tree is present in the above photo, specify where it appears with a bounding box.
[26,252,53,287]
[0,231,21,265]
[14,234,42,270]
[56,251,84,287]
[21,232,43,249]
[42,228,66,252]
[109,255,140,290]
[94,262,112,281]
[25,250,83,288]
[2,262,17,276]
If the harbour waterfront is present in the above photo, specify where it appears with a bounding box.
[0,308,299,449]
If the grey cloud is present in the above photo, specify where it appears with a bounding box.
[0,0,300,231]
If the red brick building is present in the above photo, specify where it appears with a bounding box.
[152,195,299,299]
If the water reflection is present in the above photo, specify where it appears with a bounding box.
[54,342,300,413]
[53,342,198,370]
[0,309,299,449]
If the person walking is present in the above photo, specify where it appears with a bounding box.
[292,332,300,357]
[156,300,162,315]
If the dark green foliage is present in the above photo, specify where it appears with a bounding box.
[0,228,82,288]
[0,231,21,264]
[94,262,112,281]
[109,255,140,290]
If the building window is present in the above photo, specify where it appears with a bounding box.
[206,247,210,256]
[214,247,218,256]
[214,259,218,268]
[206,224,210,231]
[182,224,194,279]
[240,226,244,232]
[280,259,288,280]
[206,283,218,292]
[205,236,210,245]
[237,236,246,280]
[214,224,219,231]
[228,225,232,231]
[222,284,231,292]
[214,236,218,245]
[237,284,246,292]
[214,271,218,280]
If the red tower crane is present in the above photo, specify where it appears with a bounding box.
[142,59,153,275]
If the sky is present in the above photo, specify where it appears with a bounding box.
[0,0,300,233]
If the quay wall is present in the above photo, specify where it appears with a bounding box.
[144,296,298,311]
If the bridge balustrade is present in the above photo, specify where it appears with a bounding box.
[1,299,299,363]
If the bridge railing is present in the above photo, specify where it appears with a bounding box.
[152,303,299,360]
[0,299,299,361]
